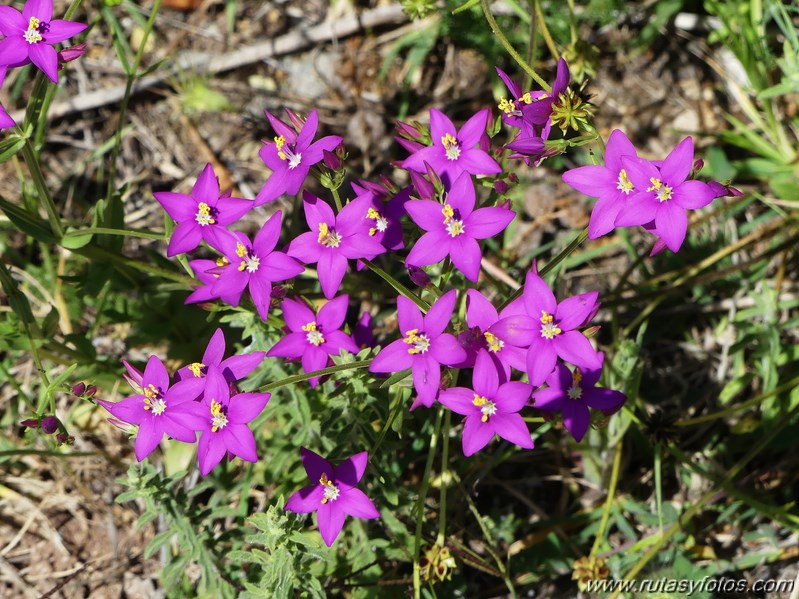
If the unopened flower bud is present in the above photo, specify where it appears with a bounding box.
[410,171,435,201]
[41,416,59,435]
[323,149,341,171]
[271,285,287,300]
[508,172,519,183]
[493,180,509,195]
[20,418,39,429]
[396,120,421,139]
[693,158,704,172]
[85,385,97,398]
[378,174,399,195]
[71,382,86,396]
[408,265,431,287]
[56,433,74,445]
[284,108,304,131]
[423,161,442,191]
[58,43,87,64]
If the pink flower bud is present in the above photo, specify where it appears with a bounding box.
[322,149,341,171]
[494,180,509,195]
[41,416,59,435]
[395,120,421,139]
[71,382,86,396]
[57,43,87,65]
[284,108,304,131]
[693,158,704,172]
[410,171,434,201]
[20,418,39,429]
[85,385,97,398]
[408,266,431,287]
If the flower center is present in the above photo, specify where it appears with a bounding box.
[195,202,217,226]
[235,242,260,272]
[210,399,228,432]
[441,204,465,237]
[646,177,673,202]
[143,384,166,415]
[274,135,302,169]
[319,472,340,504]
[484,331,504,353]
[366,207,389,236]
[403,329,431,355]
[24,17,44,44]
[539,311,562,340]
[302,321,325,346]
[616,169,634,195]
[498,98,521,117]
[567,368,583,400]
[317,222,342,248]
[188,362,206,378]
[472,394,498,422]
[441,133,461,161]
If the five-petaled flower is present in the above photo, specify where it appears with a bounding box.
[154,163,254,257]
[287,192,386,299]
[439,350,534,456]
[285,448,379,547]
[98,356,207,461]
[369,290,467,410]
[267,295,359,388]
[531,354,626,442]
[516,57,570,129]
[255,110,343,205]
[0,0,87,83]
[405,172,515,282]
[195,365,270,475]
[401,108,501,186]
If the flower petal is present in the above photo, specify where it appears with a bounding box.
[317,503,347,546]
[405,199,446,232]
[522,266,557,317]
[317,250,348,299]
[405,231,451,268]
[166,221,202,256]
[526,336,558,386]
[555,291,599,331]
[369,339,414,373]
[461,415,495,456]
[660,136,693,186]
[134,418,163,461]
[335,451,369,487]
[491,413,534,449]
[267,332,308,359]
[473,349,500,398]
[562,165,614,198]
[438,387,479,416]
[340,487,379,519]
[449,235,482,282]
[654,202,688,253]
[412,355,440,406]
[553,331,601,370]
[143,355,169,392]
[285,484,325,513]
[317,294,349,332]
[300,447,334,483]
[429,108,456,144]
[424,289,457,337]
[613,191,658,227]
[429,333,467,367]
[0,38,30,68]
[198,432,227,475]
[153,191,195,221]
[222,424,258,462]
[672,180,716,210]
[42,19,87,44]
[227,391,270,425]
[398,295,424,333]
[496,381,532,413]
[0,7,25,35]
[562,401,590,442]
[28,42,58,83]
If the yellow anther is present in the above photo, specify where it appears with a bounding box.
[215,257,229,267]
[616,169,634,194]
[567,369,583,400]
[302,322,317,332]
[441,133,461,160]
[24,17,43,43]
[498,98,516,114]
[195,202,216,225]
[317,222,329,244]
[403,328,430,354]
[572,369,583,386]
[539,311,562,340]
[210,399,228,432]
[472,394,497,422]
[646,177,662,191]
[235,242,248,258]
[441,133,458,148]
[319,472,340,503]
[521,92,533,104]
[188,363,205,378]
[29,17,41,29]
[369,227,377,236]
[472,394,488,407]
[317,222,341,248]
[367,207,381,219]
[540,311,554,324]
[143,384,159,399]
[197,202,210,215]
[302,321,325,346]
[441,204,454,224]
[484,331,504,352]
[275,135,287,160]
[646,177,672,201]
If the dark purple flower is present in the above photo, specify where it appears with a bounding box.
[71,382,86,396]
[353,312,375,349]
[353,184,410,254]
[615,137,718,252]
[562,129,641,239]
[286,192,385,299]
[510,265,602,386]
[204,211,305,320]
[495,67,549,129]
[405,173,515,282]
[195,365,270,475]
[154,163,254,257]
[439,350,533,456]
[0,68,14,130]
[285,448,379,547]
[369,290,467,410]
[407,265,431,288]
[98,356,207,461]
[255,110,343,205]
[0,0,87,83]
[402,108,501,185]
[531,355,626,442]
[175,328,265,388]
[267,295,359,388]
[41,415,59,434]
[518,58,570,128]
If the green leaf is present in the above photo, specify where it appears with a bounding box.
[0,134,27,163]
[60,227,94,249]
[0,195,57,244]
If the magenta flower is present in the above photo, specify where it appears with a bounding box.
[285,448,379,547]
[513,266,602,386]
[518,58,570,128]
[267,295,359,388]
[195,365,270,475]
[0,68,14,130]
[175,328,265,386]
[350,181,410,254]
[98,356,207,461]
[531,355,626,442]
[369,290,467,409]
[439,350,533,456]
[401,108,501,185]
[405,173,515,282]
[495,67,549,129]
[154,163,254,257]
[184,258,224,305]
[287,192,385,299]
[562,129,641,239]
[614,137,718,252]
[205,211,305,320]
[255,110,343,206]
[0,0,87,83]
[456,289,535,378]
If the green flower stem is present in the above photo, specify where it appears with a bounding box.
[479,0,550,91]
[533,0,559,61]
[435,409,451,547]
[63,226,165,240]
[464,491,516,597]
[330,185,344,212]
[19,135,63,239]
[413,406,443,599]
[498,228,588,311]
[259,359,373,393]
[590,439,623,557]
[361,259,430,312]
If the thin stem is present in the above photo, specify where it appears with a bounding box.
[523,0,538,90]
[63,226,165,240]
[330,185,344,212]
[479,0,550,91]
[436,409,451,546]
[19,135,63,239]
[361,259,430,312]
[413,407,443,599]
[259,359,373,393]
[533,0,559,61]
[590,440,623,557]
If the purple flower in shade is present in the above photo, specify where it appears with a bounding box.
[531,354,626,442]
[204,211,305,320]
[401,108,501,185]
[350,181,410,255]
[286,192,385,299]
[285,448,379,547]
[0,0,87,83]
[511,265,602,386]
[405,172,515,282]
[562,129,642,239]
[353,312,375,349]
[614,137,718,252]
[369,290,467,410]
[456,289,536,379]
[255,110,343,206]
[175,328,265,387]
[195,365,270,475]
[0,68,14,130]
[495,67,549,129]
[267,295,359,388]
[153,163,254,257]
[98,356,207,461]
[184,258,224,305]
[518,58,570,128]
[438,350,533,456]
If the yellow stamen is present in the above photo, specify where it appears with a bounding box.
[216,257,229,267]
[498,98,516,115]
[521,92,533,104]
[317,222,342,248]
[539,311,562,340]
[403,328,431,354]
[646,177,673,202]
[235,242,248,258]
[302,321,325,346]
[24,18,43,44]
[275,135,287,161]
[441,204,454,224]
[188,363,205,378]
[441,133,461,160]
[616,169,634,195]
[210,399,228,432]
[567,368,583,400]
[484,331,504,353]
[319,472,340,503]
[472,393,497,422]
